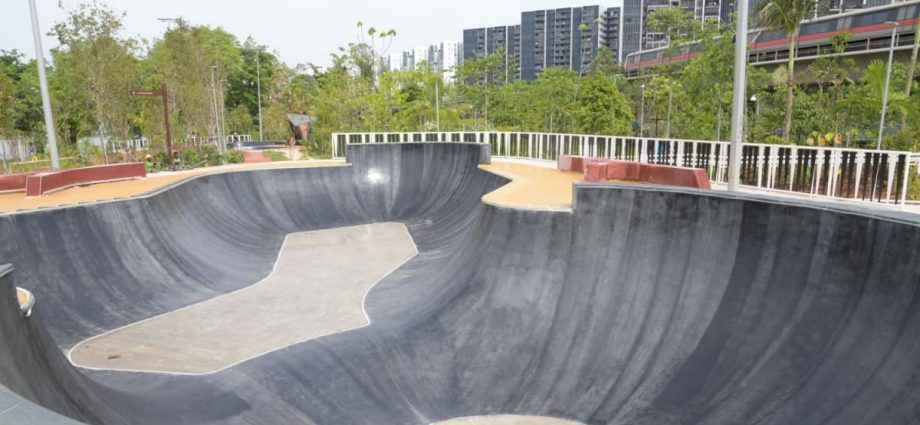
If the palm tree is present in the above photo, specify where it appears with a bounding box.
[756,0,813,142]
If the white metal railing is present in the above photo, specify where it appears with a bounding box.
[332,131,920,205]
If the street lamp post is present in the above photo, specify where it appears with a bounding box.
[27,0,60,169]
[876,22,899,151]
[749,95,758,143]
[256,51,264,141]
[435,81,441,132]
[640,84,646,137]
[728,0,750,192]
[871,21,900,201]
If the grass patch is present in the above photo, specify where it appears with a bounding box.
[262,151,289,161]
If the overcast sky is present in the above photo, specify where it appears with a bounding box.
[4,0,622,67]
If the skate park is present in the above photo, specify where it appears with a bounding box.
[0,140,919,424]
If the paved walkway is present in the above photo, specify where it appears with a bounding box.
[68,223,417,374]
[433,415,584,425]
[480,162,583,211]
[0,160,345,214]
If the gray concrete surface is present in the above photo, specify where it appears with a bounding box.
[68,222,416,374]
[1,142,920,425]
[433,415,584,425]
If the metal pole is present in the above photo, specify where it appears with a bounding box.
[728,0,750,192]
[161,84,173,165]
[435,81,441,132]
[640,84,646,137]
[876,22,898,151]
[28,0,60,169]
[256,51,264,141]
[871,22,898,201]
[219,78,227,155]
[907,18,920,97]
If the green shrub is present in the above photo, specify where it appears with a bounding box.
[200,146,224,166]
[226,150,244,164]
[908,174,920,202]
[179,148,201,166]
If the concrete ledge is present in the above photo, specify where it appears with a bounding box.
[0,172,38,192]
[565,156,710,190]
[25,163,146,197]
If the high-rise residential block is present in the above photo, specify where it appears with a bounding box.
[463,25,521,82]
[519,6,609,80]
[602,7,623,63]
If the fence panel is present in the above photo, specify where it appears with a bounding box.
[332,132,916,204]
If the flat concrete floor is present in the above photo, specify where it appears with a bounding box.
[68,222,417,374]
[432,415,584,425]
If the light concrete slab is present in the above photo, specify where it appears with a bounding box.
[68,222,417,374]
[432,415,584,425]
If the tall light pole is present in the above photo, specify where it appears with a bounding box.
[640,84,646,137]
[256,50,264,141]
[749,95,758,143]
[28,0,60,169]
[871,21,899,201]
[435,80,441,132]
[728,0,750,192]
[876,22,899,151]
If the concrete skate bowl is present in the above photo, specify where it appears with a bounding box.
[0,142,919,424]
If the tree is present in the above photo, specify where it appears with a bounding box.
[575,72,633,135]
[531,68,579,132]
[455,49,505,129]
[0,51,44,138]
[809,32,854,143]
[145,20,242,149]
[647,6,697,137]
[227,38,278,133]
[50,1,140,154]
[757,0,813,143]
[858,61,915,148]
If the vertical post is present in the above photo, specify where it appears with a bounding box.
[872,22,898,201]
[435,81,441,132]
[906,18,920,97]
[728,1,750,192]
[877,22,899,151]
[639,84,646,137]
[28,0,60,169]
[218,78,227,155]
[161,84,173,165]
[256,51,264,141]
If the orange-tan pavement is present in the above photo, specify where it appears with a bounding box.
[0,160,586,213]
[0,160,346,214]
[16,288,27,307]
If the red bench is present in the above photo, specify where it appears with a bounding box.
[0,172,38,192]
[562,155,710,190]
[25,163,146,197]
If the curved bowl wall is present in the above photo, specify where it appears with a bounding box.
[0,142,918,425]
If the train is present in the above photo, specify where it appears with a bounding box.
[624,0,919,76]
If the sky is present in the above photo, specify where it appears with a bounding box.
[3,0,622,67]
